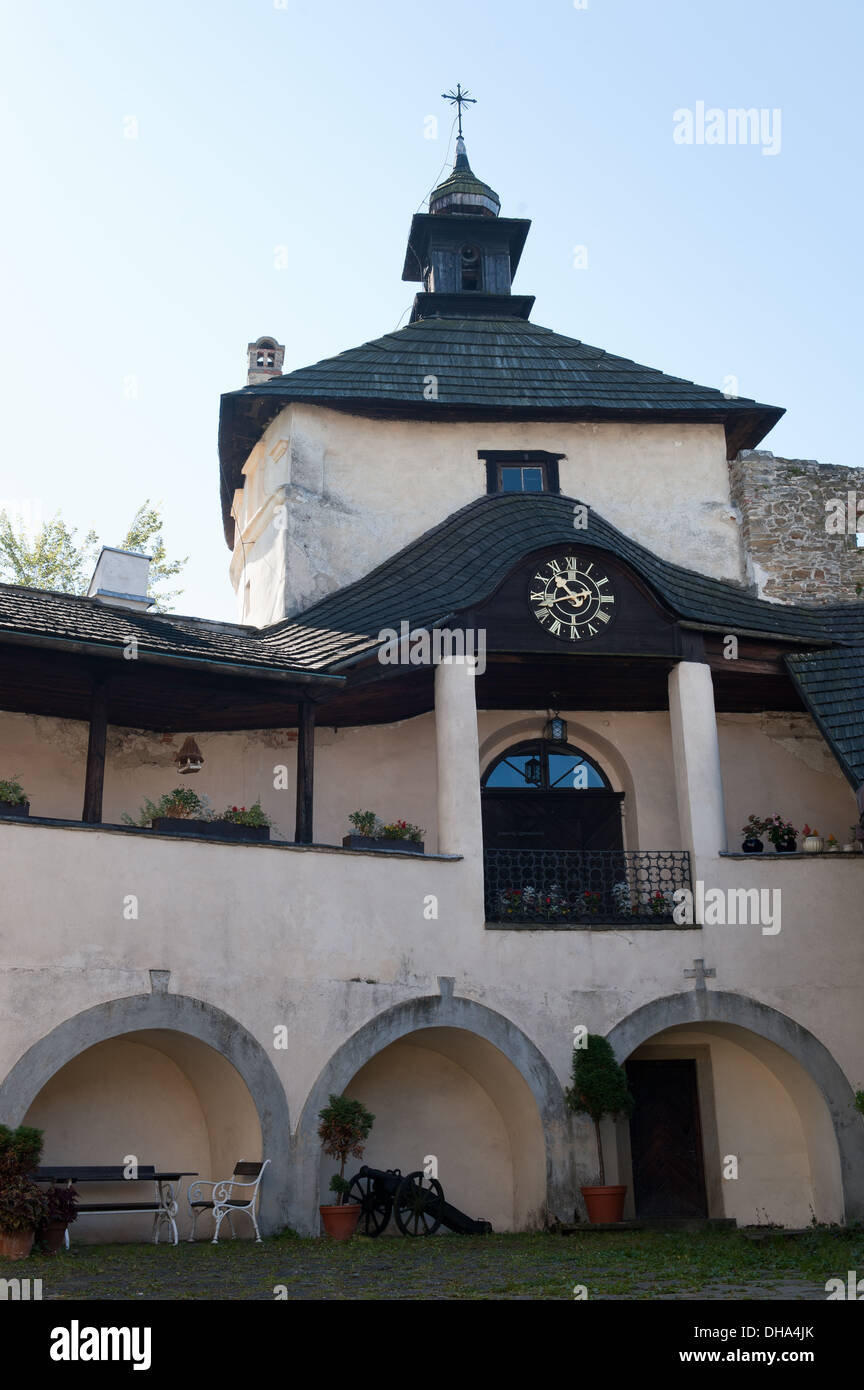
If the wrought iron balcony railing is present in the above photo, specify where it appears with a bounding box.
[484,848,692,926]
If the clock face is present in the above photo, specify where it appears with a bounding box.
[529,555,617,642]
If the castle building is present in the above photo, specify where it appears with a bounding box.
[0,128,862,1238]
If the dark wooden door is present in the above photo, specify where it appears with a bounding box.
[481,791,624,851]
[626,1060,708,1218]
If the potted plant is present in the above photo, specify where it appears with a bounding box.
[123,790,273,841]
[565,1034,634,1224]
[844,825,860,852]
[825,834,839,852]
[214,802,273,842]
[342,811,425,855]
[0,776,30,819]
[762,814,797,853]
[801,824,823,853]
[741,815,765,854]
[38,1184,78,1255]
[0,1124,48,1260]
[317,1094,374,1240]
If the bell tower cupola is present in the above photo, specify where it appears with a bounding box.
[402,85,534,323]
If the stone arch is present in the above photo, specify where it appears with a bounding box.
[0,992,292,1236]
[478,717,640,848]
[291,989,575,1235]
[606,990,864,1222]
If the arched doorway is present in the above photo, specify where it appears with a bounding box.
[294,991,574,1235]
[481,739,623,851]
[0,993,292,1238]
[606,993,862,1225]
[341,1027,545,1231]
[23,1030,262,1242]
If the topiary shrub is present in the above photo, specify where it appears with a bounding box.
[565,1034,634,1186]
[317,1094,375,1203]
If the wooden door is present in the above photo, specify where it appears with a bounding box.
[626,1059,708,1218]
[481,791,624,851]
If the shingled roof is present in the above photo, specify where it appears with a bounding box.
[0,582,341,684]
[3,496,860,787]
[218,316,784,544]
[261,493,830,671]
[786,605,864,789]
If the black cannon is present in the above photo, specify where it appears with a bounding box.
[345,1165,493,1237]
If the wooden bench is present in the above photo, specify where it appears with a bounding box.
[33,1165,197,1246]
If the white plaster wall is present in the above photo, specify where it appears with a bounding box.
[0,707,682,855]
[4,703,854,861]
[1,820,861,1152]
[342,1041,514,1231]
[719,712,857,848]
[229,406,741,622]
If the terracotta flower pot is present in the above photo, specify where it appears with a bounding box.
[319,1204,361,1240]
[41,1222,68,1255]
[0,1228,35,1260]
[581,1186,627,1224]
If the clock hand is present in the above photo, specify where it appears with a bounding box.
[553,575,592,606]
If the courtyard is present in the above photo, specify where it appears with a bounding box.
[4,1229,860,1301]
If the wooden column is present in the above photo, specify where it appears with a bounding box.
[294,700,316,844]
[82,673,109,823]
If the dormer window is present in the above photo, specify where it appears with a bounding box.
[479,450,563,494]
[461,245,482,291]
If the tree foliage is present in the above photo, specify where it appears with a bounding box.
[317,1094,375,1201]
[565,1034,634,1186]
[0,500,187,612]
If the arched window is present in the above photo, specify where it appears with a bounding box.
[482,740,610,791]
[255,338,277,369]
[460,244,482,291]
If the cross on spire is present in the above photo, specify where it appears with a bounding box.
[441,83,477,139]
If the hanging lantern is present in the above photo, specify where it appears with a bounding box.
[175,736,204,775]
[544,694,567,745]
[524,754,542,787]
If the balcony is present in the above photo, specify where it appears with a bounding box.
[483,848,693,927]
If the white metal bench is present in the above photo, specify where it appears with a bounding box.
[187,1159,270,1243]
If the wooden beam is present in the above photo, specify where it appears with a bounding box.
[294,700,316,844]
[82,674,109,823]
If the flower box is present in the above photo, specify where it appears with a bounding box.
[151,817,270,842]
[342,834,424,854]
[0,800,30,818]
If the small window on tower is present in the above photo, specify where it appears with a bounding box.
[479,451,563,495]
[500,466,545,492]
[461,245,482,291]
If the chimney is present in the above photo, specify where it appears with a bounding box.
[247,335,285,386]
[87,547,152,612]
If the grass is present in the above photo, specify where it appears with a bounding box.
[3,1228,862,1300]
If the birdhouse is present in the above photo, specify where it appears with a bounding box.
[175,737,204,775]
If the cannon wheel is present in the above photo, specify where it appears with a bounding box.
[394,1171,444,1237]
[345,1171,393,1237]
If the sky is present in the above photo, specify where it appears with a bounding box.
[1,0,861,620]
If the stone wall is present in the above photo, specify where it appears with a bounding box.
[730,450,864,604]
